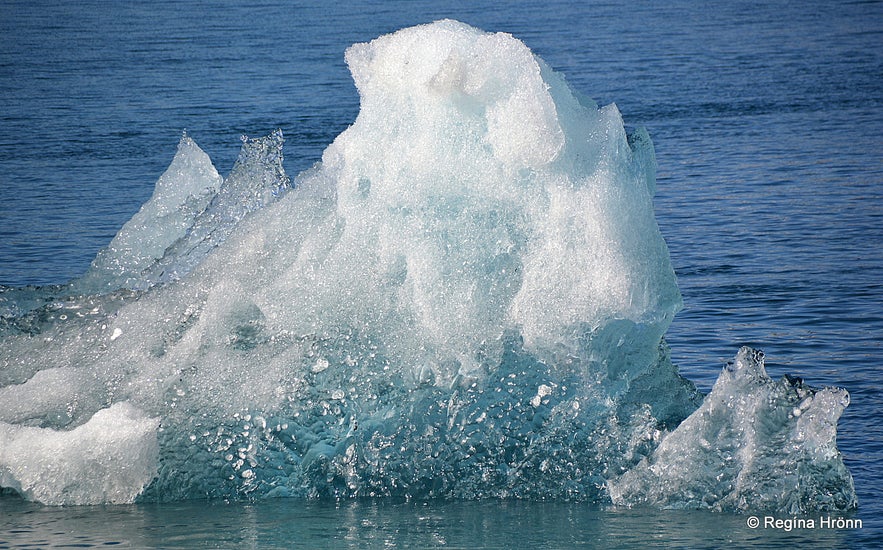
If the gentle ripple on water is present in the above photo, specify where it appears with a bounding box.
[0,496,874,549]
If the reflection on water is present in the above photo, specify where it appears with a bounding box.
[0,494,870,549]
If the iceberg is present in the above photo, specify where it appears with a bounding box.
[75,129,290,293]
[74,132,224,293]
[0,402,159,506]
[0,20,855,512]
[607,347,856,512]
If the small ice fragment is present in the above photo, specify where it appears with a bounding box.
[531,384,553,407]
[312,358,329,373]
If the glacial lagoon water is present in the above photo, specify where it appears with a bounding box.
[1,0,882,548]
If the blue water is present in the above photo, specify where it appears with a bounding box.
[1,0,881,548]
[0,498,872,549]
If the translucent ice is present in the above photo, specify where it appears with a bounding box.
[74,129,290,293]
[0,402,159,505]
[0,20,855,512]
[607,347,856,513]
[136,129,291,288]
[75,133,223,293]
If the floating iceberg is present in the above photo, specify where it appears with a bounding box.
[607,347,856,513]
[0,20,855,512]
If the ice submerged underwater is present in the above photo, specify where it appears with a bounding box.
[0,20,856,513]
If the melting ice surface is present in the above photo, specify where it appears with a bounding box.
[0,20,855,511]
